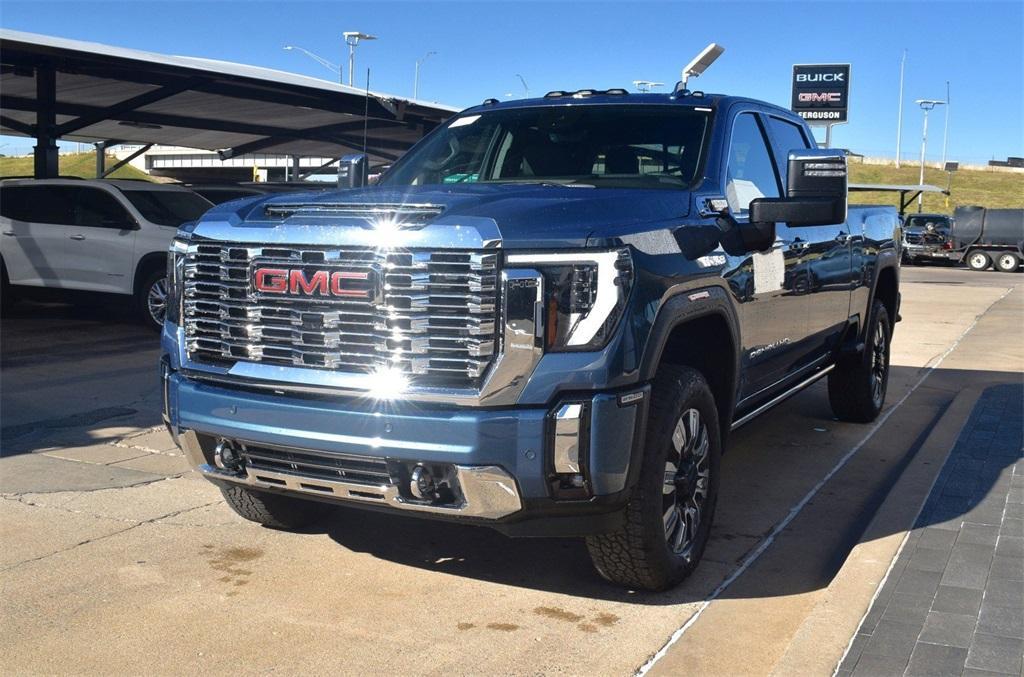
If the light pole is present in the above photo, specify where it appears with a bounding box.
[413,51,436,100]
[283,45,342,83]
[516,74,529,98]
[343,31,377,87]
[941,80,951,166]
[895,49,906,168]
[915,99,946,212]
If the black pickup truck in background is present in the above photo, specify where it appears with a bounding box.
[902,213,953,265]
[162,90,903,590]
[949,207,1024,272]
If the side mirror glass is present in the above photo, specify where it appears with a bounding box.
[338,153,369,189]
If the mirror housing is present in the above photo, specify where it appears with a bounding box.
[337,153,369,189]
[750,149,848,227]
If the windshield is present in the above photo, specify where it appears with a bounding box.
[380,105,712,190]
[122,189,213,226]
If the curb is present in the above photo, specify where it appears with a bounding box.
[770,386,983,677]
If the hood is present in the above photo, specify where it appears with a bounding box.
[205,183,692,249]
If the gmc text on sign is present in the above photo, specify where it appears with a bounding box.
[791,64,851,125]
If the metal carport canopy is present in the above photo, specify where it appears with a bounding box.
[0,29,459,177]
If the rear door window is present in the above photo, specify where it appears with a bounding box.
[0,185,75,225]
[766,117,812,187]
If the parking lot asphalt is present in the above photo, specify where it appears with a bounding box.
[1,265,1021,676]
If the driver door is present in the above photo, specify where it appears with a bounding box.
[721,111,810,401]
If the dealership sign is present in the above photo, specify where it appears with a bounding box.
[791,64,850,124]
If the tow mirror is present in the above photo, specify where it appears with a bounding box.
[749,149,847,227]
[337,153,369,189]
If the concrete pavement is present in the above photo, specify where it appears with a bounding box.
[1,266,1021,675]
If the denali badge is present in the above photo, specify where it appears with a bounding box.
[252,267,372,299]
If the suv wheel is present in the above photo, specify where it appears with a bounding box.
[586,365,721,591]
[966,251,991,271]
[137,269,168,331]
[220,484,330,530]
[994,252,1021,273]
[828,300,891,423]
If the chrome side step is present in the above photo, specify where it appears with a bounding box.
[730,364,835,431]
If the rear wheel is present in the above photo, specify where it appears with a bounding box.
[828,300,891,423]
[586,365,721,591]
[220,484,330,530]
[966,250,991,271]
[136,269,168,331]
[994,252,1021,273]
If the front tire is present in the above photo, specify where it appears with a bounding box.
[994,252,1021,273]
[828,300,891,423]
[220,484,330,530]
[966,250,991,271]
[586,365,721,591]
[136,269,168,331]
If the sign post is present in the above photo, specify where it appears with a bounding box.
[791,64,851,148]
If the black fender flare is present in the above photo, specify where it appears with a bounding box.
[133,251,167,296]
[638,284,742,427]
[866,249,901,327]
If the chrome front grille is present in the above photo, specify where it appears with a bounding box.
[182,241,499,387]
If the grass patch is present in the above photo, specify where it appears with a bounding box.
[0,151,153,181]
[849,163,1024,215]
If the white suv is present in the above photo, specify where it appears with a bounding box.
[0,178,213,329]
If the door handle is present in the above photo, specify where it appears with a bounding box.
[69,234,86,241]
[2,231,15,237]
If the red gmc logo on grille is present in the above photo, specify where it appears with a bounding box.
[253,267,371,299]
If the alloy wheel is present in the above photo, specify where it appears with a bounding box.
[870,320,888,407]
[663,408,710,558]
[147,277,168,326]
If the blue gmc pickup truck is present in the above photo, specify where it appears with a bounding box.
[161,89,901,590]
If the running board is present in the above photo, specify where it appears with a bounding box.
[731,364,836,431]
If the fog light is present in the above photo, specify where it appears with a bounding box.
[214,439,242,471]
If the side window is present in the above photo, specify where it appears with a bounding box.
[0,186,74,224]
[725,113,780,216]
[767,117,812,187]
[69,187,131,228]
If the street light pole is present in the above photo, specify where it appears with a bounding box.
[343,31,377,87]
[283,45,342,83]
[895,49,906,168]
[413,51,436,100]
[941,80,951,166]
[915,98,946,212]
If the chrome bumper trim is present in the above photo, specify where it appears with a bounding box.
[179,430,522,520]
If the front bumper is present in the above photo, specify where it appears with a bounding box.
[164,365,648,536]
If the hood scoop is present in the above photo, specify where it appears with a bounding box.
[264,202,445,224]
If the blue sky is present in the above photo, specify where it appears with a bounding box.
[2,1,1021,164]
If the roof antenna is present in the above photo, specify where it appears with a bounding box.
[362,67,370,156]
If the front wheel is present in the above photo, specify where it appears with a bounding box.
[136,270,168,331]
[586,365,721,591]
[220,484,330,530]
[994,252,1021,273]
[828,300,891,423]
[966,250,991,271]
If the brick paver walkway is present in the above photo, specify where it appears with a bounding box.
[838,383,1024,677]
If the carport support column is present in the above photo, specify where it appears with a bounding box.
[95,141,106,178]
[291,155,300,182]
[33,65,59,179]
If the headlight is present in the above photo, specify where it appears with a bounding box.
[165,236,189,325]
[506,248,633,351]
